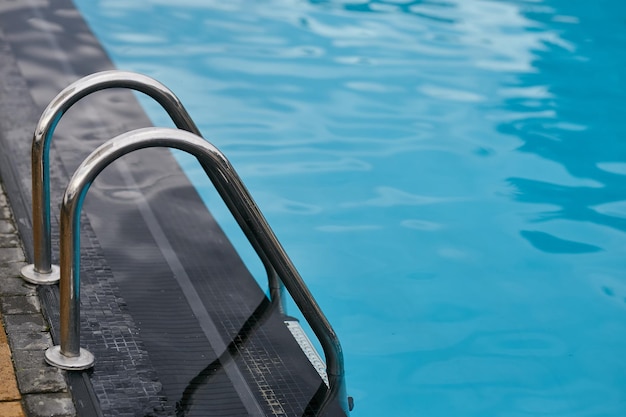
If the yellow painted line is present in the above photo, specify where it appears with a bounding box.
[0,311,25,417]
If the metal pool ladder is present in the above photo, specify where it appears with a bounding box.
[22,72,351,415]
[21,69,285,315]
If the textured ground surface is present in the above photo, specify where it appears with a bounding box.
[0,181,75,417]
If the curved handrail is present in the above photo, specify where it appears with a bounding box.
[44,127,349,415]
[21,70,198,282]
[20,71,282,306]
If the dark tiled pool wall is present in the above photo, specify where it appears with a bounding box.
[0,2,178,415]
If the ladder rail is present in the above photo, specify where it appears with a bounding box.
[44,127,349,416]
[20,71,283,310]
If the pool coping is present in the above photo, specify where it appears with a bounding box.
[0,181,76,417]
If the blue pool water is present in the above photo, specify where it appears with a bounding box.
[73,0,626,415]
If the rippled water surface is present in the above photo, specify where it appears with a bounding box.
[73,0,626,415]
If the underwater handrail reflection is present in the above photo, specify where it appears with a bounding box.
[44,127,350,416]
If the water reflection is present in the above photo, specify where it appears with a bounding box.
[498,2,626,242]
[520,230,602,254]
[73,0,626,416]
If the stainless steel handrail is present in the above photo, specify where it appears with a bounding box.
[20,70,198,284]
[20,71,282,308]
[43,127,349,415]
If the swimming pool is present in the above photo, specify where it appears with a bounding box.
[72,0,626,415]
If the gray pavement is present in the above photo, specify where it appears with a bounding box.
[0,180,77,417]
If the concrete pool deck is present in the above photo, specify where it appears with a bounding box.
[0,180,75,417]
